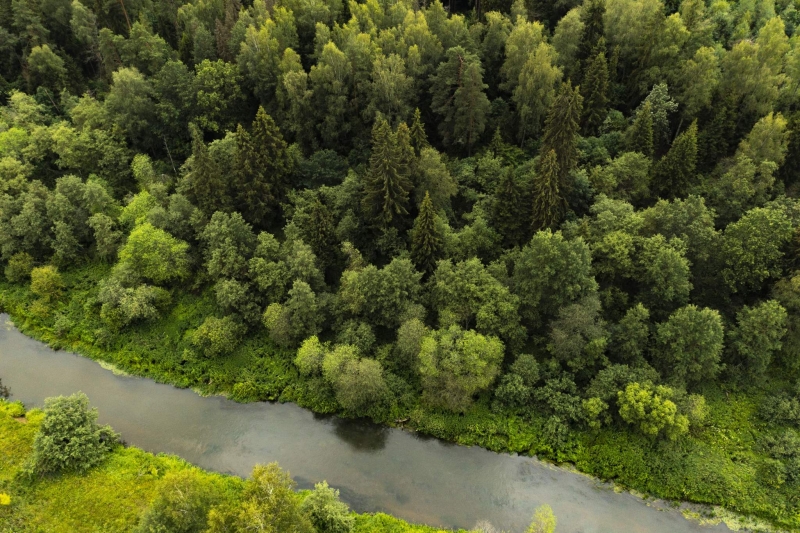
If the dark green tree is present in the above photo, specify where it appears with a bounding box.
[581,41,609,136]
[532,150,565,232]
[576,0,606,77]
[233,107,291,228]
[539,82,583,193]
[409,107,429,153]
[627,101,654,158]
[362,118,412,226]
[181,124,230,216]
[303,197,339,269]
[492,168,528,247]
[652,121,698,198]
[410,191,443,275]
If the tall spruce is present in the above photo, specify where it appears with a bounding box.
[305,197,339,269]
[627,100,654,158]
[184,123,230,215]
[233,107,291,228]
[362,118,413,226]
[396,122,416,184]
[493,168,528,247]
[577,0,606,79]
[410,191,443,275]
[540,81,583,193]
[581,40,609,136]
[410,108,429,154]
[652,121,699,198]
[532,149,564,231]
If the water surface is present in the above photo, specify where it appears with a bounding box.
[0,315,732,532]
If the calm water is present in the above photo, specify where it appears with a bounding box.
[0,315,733,533]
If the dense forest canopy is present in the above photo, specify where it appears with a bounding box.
[2,0,800,525]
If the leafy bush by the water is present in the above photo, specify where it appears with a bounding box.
[135,470,221,533]
[26,392,118,475]
[300,481,355,533]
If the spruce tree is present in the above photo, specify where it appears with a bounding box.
[233,107,291,228]
[362,118,412,226]
[627,100,654,158]
[411,191,443,275]
[652,121,699,198]
[577,0,606,78]
[396,122,416,185]
[492,168,528,247]
[305,197,339,269]
[540,82,583,193]
[532,150,564,232]
[410,108,429,154]
[184,123,230,215]
[581,40,609,136]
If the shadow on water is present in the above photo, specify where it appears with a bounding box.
[326,414,390,452]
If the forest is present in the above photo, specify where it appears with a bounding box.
[1,0,800,528]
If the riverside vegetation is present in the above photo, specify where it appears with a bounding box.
[1,0,800,528]
[0,389,558,532]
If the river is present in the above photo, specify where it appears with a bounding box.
[0,315,734,533]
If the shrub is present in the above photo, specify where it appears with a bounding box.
[4,401,25,418]
[190,315,246,357]
[135,470,218,533]
[299,481,354,533]
[617,382,689,440]
[4,252,34,282]
[27,392,118,475]
[30,265,64,302]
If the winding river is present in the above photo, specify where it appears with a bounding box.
[0,315,734,533]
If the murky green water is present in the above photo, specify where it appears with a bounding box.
[0,315,733,532]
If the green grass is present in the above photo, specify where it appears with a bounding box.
[0,401,462,533]
[1,263,798,531]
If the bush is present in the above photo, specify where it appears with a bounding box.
[299,481,354,533]
[4,401,25,418]
[27,392,118,475]
[190,315,246,357]
[30,265,64,302]
[4,252,34,282]
[135,470,218,533]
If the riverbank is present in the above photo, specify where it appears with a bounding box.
[0,399,467,533]
[0,267,796,531]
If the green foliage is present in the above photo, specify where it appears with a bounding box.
[418,325,504,413]
[27,392,118,475]
[30,265,63,302]
[410,191,443,275]
[190,315,246,357]
[540,81,582,191]
[731,300,787,378]
[526,503,557,533]
[5,252,34,283]
[617,382,689,440]
[118,223,190,285]
[299,481,354,533]
[655,305,724,387]
[135,470,219,533]
[651,121,698,198]
[362,118,412,227]
[531,150,564,232]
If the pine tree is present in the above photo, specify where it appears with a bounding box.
[410,191,443,275]
[532,150,564,232]
[540,82,583,193]
[453,61,491,154]
[581,40,609,136]
[577,0,606,78]
[233,107,291,228]
[410,108,429,154]
[362,118,413,226]
[184,123,231,215]
[492,168,528,247]
[652,121,699,198]
[627,100,654,158]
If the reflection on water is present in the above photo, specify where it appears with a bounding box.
[0,315,732,533]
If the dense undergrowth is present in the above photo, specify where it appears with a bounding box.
[2,268,798,531]
[0,397,467,533]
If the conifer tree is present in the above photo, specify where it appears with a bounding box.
[183,123,230,215]
[492,168,528,247]
[362,118,413,226]
[540,82,583,193]
[305,197,339,269]
[581,40,609,136]
[233,107,291,228]
[627,100,654,158]
[410,108,429,154]
[577,0,606,78]
[652,121,699,198]
[410,191,443,275]
[532,150,564,231]
[396,122,416,184]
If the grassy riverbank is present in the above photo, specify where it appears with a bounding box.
[0,399,465,533]
[1,269,795,532]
